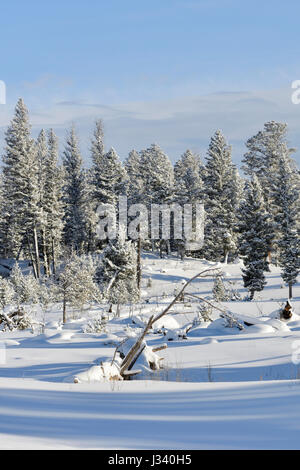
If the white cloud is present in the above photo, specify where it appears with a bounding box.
[0,85,299,167]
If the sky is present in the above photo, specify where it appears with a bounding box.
[1,0,300,166]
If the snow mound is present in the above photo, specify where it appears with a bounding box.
[45,321,61,329]
[3,339,20,346]
[134,345,164,372]
[263,318,290,331]
[199,338,218,345]
[164,329,187,341]
[74,363,122,383]
[47,331,75,341]
[206,317,240,334]
[131,315,145,328]
[153,315,180,330]
[241,324,275,334]
[287,320,300,331]
[62,319,87,329]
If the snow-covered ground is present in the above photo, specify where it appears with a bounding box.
[0,253,300,449]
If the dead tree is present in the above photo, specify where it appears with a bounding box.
[117,267,220,379]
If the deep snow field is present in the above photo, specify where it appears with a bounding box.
[0,253,300,449]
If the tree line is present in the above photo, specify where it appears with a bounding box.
[0,98,299,301]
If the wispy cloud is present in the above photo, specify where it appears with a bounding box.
[0,86,299,167]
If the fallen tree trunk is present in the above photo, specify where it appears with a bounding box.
[118,267,220,379]
[119,315,154,376]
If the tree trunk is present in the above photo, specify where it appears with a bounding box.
[27,232,38,279]
[120,315,154,376]
[137,236,142,295]
[268,249,272,264]
[42,230,49,276]
[250,290,255,301]
[289,282,293,299]
[63,292,67,323]
[47,250,52,276]
[51,238,56,275]
[33,226,40,278]
[159,240,163,258]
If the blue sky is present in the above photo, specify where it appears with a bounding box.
[1,0,300,165]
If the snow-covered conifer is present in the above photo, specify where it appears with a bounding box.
[10,263,39,305]
[139,144,174,206]
[96,226,139,304]
[212,274,229,301]
[57,254,99,323]
[0,278,15,311]
[203,130,240,262]
[242,122,295,260]
[62,126,89,252]
[273,153,300,298]
[125,149,144,204]
[42,129,64,274]
[91,121,127,206]
[2,99,40,266]
[238,176,272,300]
[174,149,203,205]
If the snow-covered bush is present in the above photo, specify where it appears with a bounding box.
[212,274,241,302]
[0,277,15,311]
[194,304,213,325]
[10,263,40,305]
[83,315,107,333]
[212,275,231,301]
[96,228,139,304]
[226,280,242,301]
[56,254,100,322]
[37,279,56,311]
[0,307,37,332]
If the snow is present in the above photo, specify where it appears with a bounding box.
[1,379,300,449]
[0,253,300,449]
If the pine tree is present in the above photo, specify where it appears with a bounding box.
[242,121,289,184]
[2,99,40,270]
[0,174,5,257]
[36,129,49,275]
[62,126,88,252]
[90,120,127,207]
[56,254,99,323]
[93,146,127,207]
[0,278,15,311]
[96,227,139,304]
[82,168,99,253]
[173,149,204,257]
[139,144,174,206]
[90,119,105,190]
[203,130,240,262]
[273,153,300,298]
[139,144,174,251]
[238,176,272,300]
[36,129,48,207]
[174,149,204,205]
[212,274,230,301]
[42,129,64,275]
[242,121,295,261]
[125,149,144,204]
[10,263,39,305]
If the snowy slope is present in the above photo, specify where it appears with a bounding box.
[0,253,300,449]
